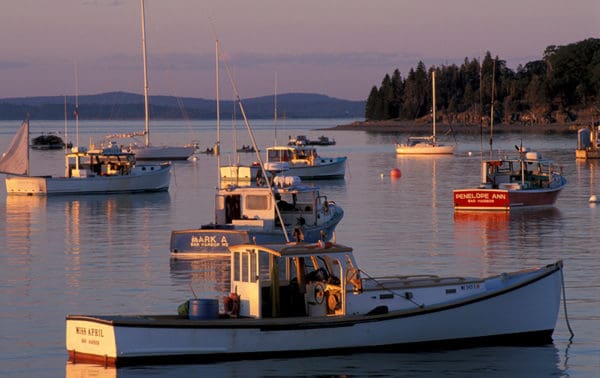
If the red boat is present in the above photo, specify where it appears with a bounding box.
[453,149,567,211]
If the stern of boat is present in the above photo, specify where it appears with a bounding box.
[66,316,117,365]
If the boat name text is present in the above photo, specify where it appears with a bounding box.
[75,326,104,337]
[455,192,507,201]
[190,235,229,248]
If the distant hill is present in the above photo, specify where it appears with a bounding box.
[0,92,365,120]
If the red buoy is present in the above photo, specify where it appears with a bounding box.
[390,168,401,178]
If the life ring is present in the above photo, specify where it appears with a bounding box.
[224,292,241,317]
[314,283,325,304]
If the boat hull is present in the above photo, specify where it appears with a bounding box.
[66,262,562,366]
[395,144,455,155]
[5,164,171,195]
[265,157,346,180]
[453,186,563,211]
[130,146,195,161]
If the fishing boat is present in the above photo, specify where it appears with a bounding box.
[170,175,343,257]
[117,0,195,161]
[264,145,346,180]
[30,132,69,150]
[453,148,567,211]
[66,241,564,366]
[288,135,336,146]
[0,121,171,195]
[395,71,455,155]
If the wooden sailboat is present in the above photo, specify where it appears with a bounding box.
[122,0,195,161]
[395,71,455,155]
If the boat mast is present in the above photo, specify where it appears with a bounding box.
[74,62,79,147]
[63,95,68,151]
[140,0,150,147]
[432,70,436,144]
[274,72,278,145]
[489,58,496,160]
[215,38,221,189]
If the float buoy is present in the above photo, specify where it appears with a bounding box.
[390,168,401,178]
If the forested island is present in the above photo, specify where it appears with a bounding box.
[351,38,599,133]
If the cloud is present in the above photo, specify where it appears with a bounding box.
[80,0,125,6]
[0,61,29,70]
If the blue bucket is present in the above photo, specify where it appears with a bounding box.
[188,298,219,320]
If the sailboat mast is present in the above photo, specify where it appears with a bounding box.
[140,0,150,147]
[26,120,30,176]
[215,39,221,189]
[432,70,436,143]
[274,72,278,145]
[74,62,79,147]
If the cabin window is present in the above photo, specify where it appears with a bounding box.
[246,195,269,210]
[250,251,257,283]
[233,252,241,281]
[241,252,249,282]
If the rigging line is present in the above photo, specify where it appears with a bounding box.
[356,269,424,308]
[209,22,289,243]
[560,267,575,340]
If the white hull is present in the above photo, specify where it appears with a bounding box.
[130,145,195,161]
[395,143,455,155]
[6,164,170,195]
[265,157,346,179]
[66,261,562,365]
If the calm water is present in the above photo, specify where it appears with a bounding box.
[0,119,599,377]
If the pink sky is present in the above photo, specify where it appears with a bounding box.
[0,0,597,101]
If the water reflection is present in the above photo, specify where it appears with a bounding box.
[453,207,562,245]
[65,345,564,377]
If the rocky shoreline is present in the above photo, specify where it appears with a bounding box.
[328,120,587,135]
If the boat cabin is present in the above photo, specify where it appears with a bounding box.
[266,145,318,166]
[229,242,361,318]
[481,151,562,190]
[215,179,332,233]
[65,145,135,178]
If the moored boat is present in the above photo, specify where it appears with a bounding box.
[288,135,336,146]
[1,121,171,195]
[31,132,69,150]
[395,71,455,155]
[66,241,564,366]
[453,148,567,211]
[264,145,346,180]
[170,176,343,257]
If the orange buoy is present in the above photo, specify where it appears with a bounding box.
[390,168,401,178]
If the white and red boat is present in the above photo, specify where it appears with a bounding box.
[453,149,567,211]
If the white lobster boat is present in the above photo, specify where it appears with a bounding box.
[66,242,564,366]
[264,145,346,180]
[170,176,343,257]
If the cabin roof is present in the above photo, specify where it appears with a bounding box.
[229,242,353,257]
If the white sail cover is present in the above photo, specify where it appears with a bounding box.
[0,121,29,175]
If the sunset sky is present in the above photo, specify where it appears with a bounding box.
[0,0,597,101]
